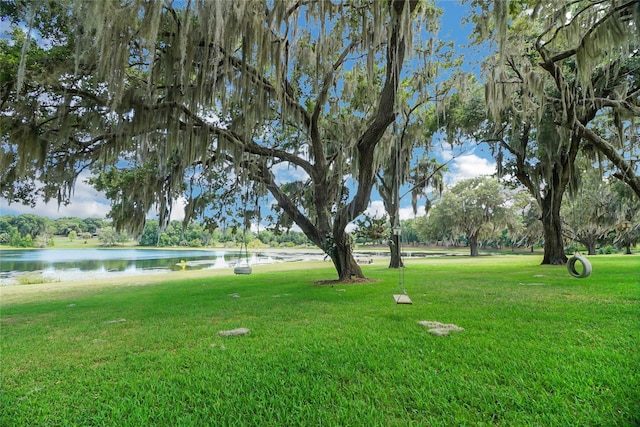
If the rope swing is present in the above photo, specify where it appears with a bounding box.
[392,223,412,304]
[391,130,412,305]
[234,189,252,275]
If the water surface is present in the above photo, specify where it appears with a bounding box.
[0,248,324,285]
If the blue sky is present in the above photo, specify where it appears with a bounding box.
[0,1,496,224]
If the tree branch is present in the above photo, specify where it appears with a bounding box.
[538,0,638,64]
[335,0,418,235]
[309,39,359,167]
[574,121,640,198]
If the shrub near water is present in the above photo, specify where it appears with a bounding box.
[1,255,639,426]
[13,273,58,285]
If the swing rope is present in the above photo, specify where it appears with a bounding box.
[234,188,252,275]
[392,130,411,304]
[566,203,592,278]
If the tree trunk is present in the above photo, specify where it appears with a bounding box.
[388,233,404,268]
[261,0,417,283]
[577,234,598,255]
[540,196,568,264]
[328,232,364,281]
[469,233,479,257]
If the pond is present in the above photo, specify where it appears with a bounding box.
[0,248,326,285]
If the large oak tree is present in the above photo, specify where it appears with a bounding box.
[1,0,443,280]
[474,0,640,264]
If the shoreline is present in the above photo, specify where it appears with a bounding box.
[0,260,331,306]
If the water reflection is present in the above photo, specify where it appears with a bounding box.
[0,248,325,285]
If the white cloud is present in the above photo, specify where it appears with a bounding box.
[364,200,387,219]
[0,176,111,218]
[0,174,188,222]
[133,195,188,223]
[170,197,187,222]
[440,147,454,161]
[346,199,425,232]
[272,162,310,184]
[399,205,426,220]
[364,200,426,221]
[445,154,496,184]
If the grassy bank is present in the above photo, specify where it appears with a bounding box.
[1,255,639,426]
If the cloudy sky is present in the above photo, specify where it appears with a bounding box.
[363,147,496,223]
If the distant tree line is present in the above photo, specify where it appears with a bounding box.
[0,214,312,249]
[138,219,311,248]
[356,176,639,256]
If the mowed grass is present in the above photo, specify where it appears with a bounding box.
[1,255,638,426]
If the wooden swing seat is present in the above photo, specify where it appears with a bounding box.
[393,294,412,304]
[234,265,252,275]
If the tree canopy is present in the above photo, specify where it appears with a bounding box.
[1,0,448,280]
[472,0,640,264]
[423,176,512,256]
[2,0,638,276]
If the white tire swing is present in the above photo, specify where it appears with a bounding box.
[567,254,592,278]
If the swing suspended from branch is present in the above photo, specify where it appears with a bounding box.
[566,227,592,278]
[390,128,412,304]
[234,239,252,274]
[567,254,591,278]
[392,224,412,304]
[234,190,252,275]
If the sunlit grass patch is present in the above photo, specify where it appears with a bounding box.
[1,254,638,426]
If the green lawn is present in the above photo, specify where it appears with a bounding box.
[1,255,639,426]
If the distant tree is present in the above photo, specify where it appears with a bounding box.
[97,227,126,247]
[158,222,183,247]
[256,230,274,246]
[183,222,211,247]
[610,180,640,254]
[80,232,92,243]
[54,218,84,235]
[1,227,21,246]
[11,214,51,239]
[512,191,543,252]
[400,218,421,245]
[18,233,33,248]
[35,232,53,248]
[138,220,160,246]
[68,230,77,242]
[424,177,512,256]
[415,213,444,246]
[81,218,105,235]
[0,216,16,244]
[354,212,388,245]
[562,171,618,255]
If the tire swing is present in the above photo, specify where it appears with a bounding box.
[566,209,592,278]
[234,190,252,275]
[567,254,591,278]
